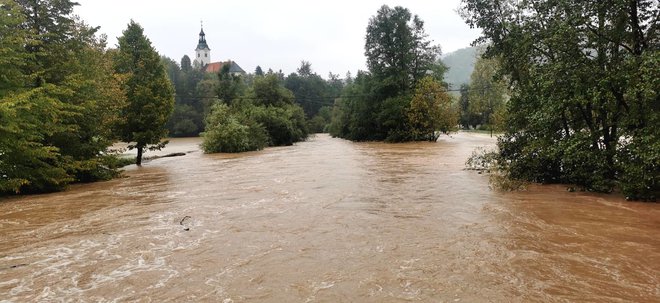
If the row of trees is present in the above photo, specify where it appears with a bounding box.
[160,56,209,137]
[1,0,173,194]
[284,61,344,133]
[160,59,345,138]
[461,0,658,199]
[1,0,343,193]
[329,5,458,142]
[160,5,466,149]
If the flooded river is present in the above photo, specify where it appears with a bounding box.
[1,133,658,302]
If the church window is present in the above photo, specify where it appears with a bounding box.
[205,53,207,57]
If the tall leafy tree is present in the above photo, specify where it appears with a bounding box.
[217,64,246,103]
[365,5,444,93]
[468,55,508,135]
[162,55,210,137]
[180,55,192,72]
[329,71,383,140]
[330,5,449,142]
[408,76,457,141]
[284,61,330,118]
[255,65,264,76]
[161,56,181,94]
[458,84,480,129]
[461,0,659,198]
[2,0,124,194]
[114,20,174,165]
[0,1,27,94]
[249,74,294,107]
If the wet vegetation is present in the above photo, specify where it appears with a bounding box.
[201,73,308,153]
[461,0,659,200]
[0,1,172,194]
[328,6,458,142]
[1,0,657,200]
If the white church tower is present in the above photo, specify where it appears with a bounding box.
[194,24,211,66]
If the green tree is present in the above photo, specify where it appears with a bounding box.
[114,20,174,165]
[2,0,124,194]
[255,65,264,76]
[0,87,71,193]
[297,60,313,77]
[330,5,449,142]
[0,1,27,94]
[161,55,209,137]
[461,0,659,198]
[365,5,444,92]
[284,61,331,118]
[201,103,268,153]
[326,72,344,97]
[408,76,458,141]
[307,106,333,133]
[202,74,308,153]
[458,84,480,129]
[217,64,245,103]
[468,55,508,135]
[161,56,181,91]
[167,104,202,137]
[250,74,295,107]
[181,55,192,72]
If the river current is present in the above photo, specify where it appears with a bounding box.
[0,133,658,302]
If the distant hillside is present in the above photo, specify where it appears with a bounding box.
[442,46,478,89]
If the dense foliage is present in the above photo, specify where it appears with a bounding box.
[1,0,126,194]
[201,103,267,153]
[409,77,458,141]
[161,55,208,137]
[329,5,454,142]
[201,74,308,153]
[458,54,509,132]
[162,60,341,137]
[284,61,343,133]
[462,0,659,199]
[1,1,175,194]
[114,21,175,165]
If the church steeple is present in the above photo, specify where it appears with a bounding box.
[194,21,211,66]
[196,28,209,50]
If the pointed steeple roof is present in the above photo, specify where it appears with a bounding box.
[196,25,210,51]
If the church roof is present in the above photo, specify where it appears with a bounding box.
[204,61,246,74]
[196,27,209,50]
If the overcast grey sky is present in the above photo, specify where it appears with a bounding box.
[74,0,480,78]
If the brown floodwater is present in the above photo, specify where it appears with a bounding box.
[0,133,658,302]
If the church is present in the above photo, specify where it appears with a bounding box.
[194,26,246,75]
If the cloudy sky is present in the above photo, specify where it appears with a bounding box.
[74,0,480,78]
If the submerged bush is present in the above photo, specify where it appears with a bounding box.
[466,146,527,191]
[617,131,659,201]
[465,146,498,172]
[201,103,268,153]
[252,104,308,146]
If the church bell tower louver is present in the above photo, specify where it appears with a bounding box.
[194,22,211,66]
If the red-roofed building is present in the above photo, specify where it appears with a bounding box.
[203,61,246,75]
[194,26,246,76]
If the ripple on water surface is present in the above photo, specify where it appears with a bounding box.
[0,133,658,302]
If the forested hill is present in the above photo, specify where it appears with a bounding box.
[441,46,477,89]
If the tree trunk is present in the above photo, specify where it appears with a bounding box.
[136,145,144,166]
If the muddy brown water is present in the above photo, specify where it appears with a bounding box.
[0,133,658,302]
